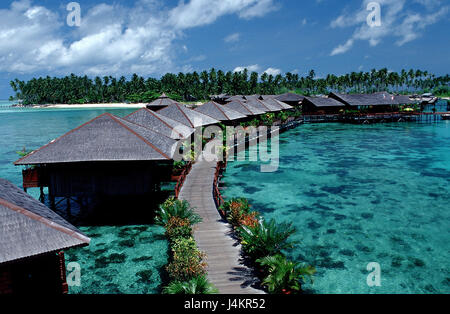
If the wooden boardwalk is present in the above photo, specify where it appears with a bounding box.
[179,144,263,294]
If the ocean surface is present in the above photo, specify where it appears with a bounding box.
[222,121,450,294]
[1,100,449,294]
[0,101,168,294]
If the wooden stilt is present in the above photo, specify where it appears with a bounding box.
[50,194,56,210]
[39,186,45,203]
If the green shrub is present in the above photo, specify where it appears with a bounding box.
[165,216,193,240]
[256,255,316,294]
[166,237,207,282]
[239,219,297,260]
[155,198,202,226]
[163,276,218,294]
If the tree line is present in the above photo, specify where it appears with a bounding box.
[9,68,450,105]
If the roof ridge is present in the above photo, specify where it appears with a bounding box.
[109,114,171,160]
[211,101,231,120]
[0,197,90,245]
[236,100,253,115]
[175,103,195,128]
[14,113,109,165]
[146,109,184,138]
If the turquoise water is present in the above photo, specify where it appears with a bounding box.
[222,122,450,294]
[0,104,169,294]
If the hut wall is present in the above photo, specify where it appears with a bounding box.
[0,268,13,294]
[0,252,66,294]
[47,162,170,198]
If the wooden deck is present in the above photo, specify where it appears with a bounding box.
[178,143,263,294]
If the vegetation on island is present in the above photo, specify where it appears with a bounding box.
[9,68,450,105]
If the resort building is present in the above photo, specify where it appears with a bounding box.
[223,100,267,116]
[245,98,282,112]
[273,93,305,107]
[0,179,90,294]
[302,96,346,114]
[125,108,195,140]
[328,92,402,112]
[14,113,178,211]
[260,96,294,110]
[158,103,220,128]
[194,101,248,125]
[146,93,179,111]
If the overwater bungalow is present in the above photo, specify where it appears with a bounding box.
[194,101,248,125]
[158,103,220,128]
[0,179,90,294]
[223,100,267,116]
[302,96,346,114]
[146,93,178,111]
[14,113,178,210]
[274,93,305,107]
[329,92,400,112]
[125,108,195,140]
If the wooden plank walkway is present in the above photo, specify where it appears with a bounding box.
[179,143,263,294]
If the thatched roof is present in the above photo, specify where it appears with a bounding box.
[261,96,294,110]
[275,93,305,103]
[15,113,177,165]
[303,97,346,108]
[0,179,90,264]
[392,95,417,105]
[223,100,266,116]
[245,98,282,112]
[243,95,261,102]
[330,92,401,106]
[158,103,220,128]
[125,108,194,140]
[194,101,247,121]
[225,95,245,102]
[147,93,178,109]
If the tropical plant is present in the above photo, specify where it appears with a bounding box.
[9,69,449,106]
[173,160,187,170]
[256,255,316,294]
[239,219,297,260]
[166,237,207,282]
[165,216,193,240]
[163,276,218,294]
[155,198,202,226]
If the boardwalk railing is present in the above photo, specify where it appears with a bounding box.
[213,160,227,216]
[174,162,193,199]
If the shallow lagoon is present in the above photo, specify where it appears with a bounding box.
[222,122,450,294]
[0,105,169,294]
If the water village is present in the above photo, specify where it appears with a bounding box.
[1,91,449,294]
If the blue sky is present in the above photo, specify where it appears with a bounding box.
[0,0,449,98]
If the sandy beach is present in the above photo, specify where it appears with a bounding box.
[31,103,148,109]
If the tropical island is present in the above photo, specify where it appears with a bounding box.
[8,68,450,106]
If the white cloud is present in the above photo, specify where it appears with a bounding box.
[0,0,277,76]
[224,32,240,43]
[330,0,449,56]
[233,64,261,72]
[263,67,281,76]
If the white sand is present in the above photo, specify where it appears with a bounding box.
[33,103,148,109]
